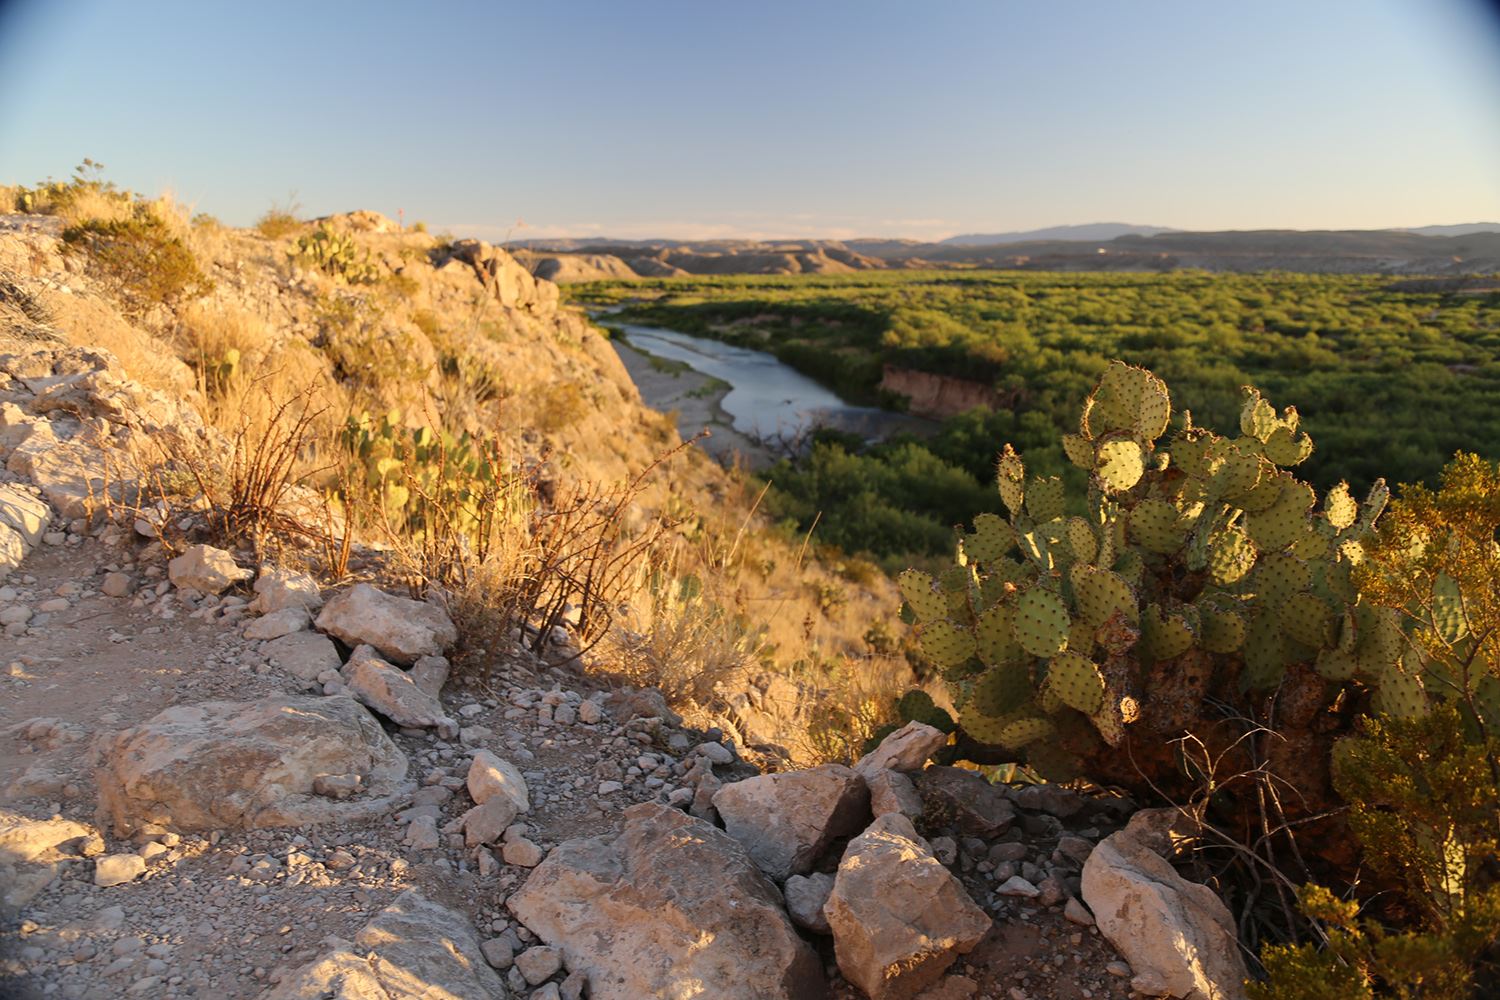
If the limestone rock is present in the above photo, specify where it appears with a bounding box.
[713,763,870,881]
[0,483,49,580]
[784,871,835,934]
[94,695,411,834]
[243,606,310,640]
[0,810,94,915]
[1081,821,1248,1000]
[341,644,457,736]
[315,583,457,665]
[824,813,991,1000]
[915,766,1017,837]
[264,631,342,683]
[853,721,946,778]
[468,749,530,813]
[462,798,519,847]
[94,853,145,887]
[264,889,508,1000]
[410,655,450,698]
[250,565,323,614]
[167,544,252,594]
[508,802,825,1000]
[7,436,109,518]
[866,769,924,820]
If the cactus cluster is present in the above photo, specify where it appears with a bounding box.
[343,409,502,538]
[898,361,1407,779]
[291,226,380,284]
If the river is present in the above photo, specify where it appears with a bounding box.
[604,321,930,467]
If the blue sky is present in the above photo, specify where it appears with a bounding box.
[1,0,1497,241]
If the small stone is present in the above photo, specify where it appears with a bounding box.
[515,945,563,985]
[697,741,734,765]
[94,853,146,887]
[480,937,514,970]
[577,700,603,725]
[312,773,362,799]
[1063,897,1095,926]
[404,815,441,850]
[101,572,134,598]
[138,841,168,862]
[501,838,544,867]
[1106,960,1131,978]
[597,780,622,795]
[559,969,588,1000]
[997,876,1040,898]
[38,597,69,613]
[243,606,310,640]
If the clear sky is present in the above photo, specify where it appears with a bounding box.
[1,0,1498,241]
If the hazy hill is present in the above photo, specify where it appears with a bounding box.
[516,226,1500,281]
[938,222,1176,246]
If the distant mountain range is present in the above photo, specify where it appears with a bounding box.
[508,224,1500,282]
[938,223,1178,246]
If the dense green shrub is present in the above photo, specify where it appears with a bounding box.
[62,212,212,313]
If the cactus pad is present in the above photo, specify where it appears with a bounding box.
[1315,647,1359,681]
[1199,607,1247,653]
[1072,565,1136,627]
[1062,432,1094,469]
[1027,477,1066,523]
[897,569,949,623]
[1015,588,1071,657]
[964,512,1013,564]
[1046,651,1106,714]
[973,663,1034,718]
[1141,604,1195,661]
[958,705,1011,745]
[997,444,1025,516]
[974,604,1021,667]
[1262,425,1313,467]
[1240,389,1279,442]
[920,620,975,669]
[1246,478,1313,552]
[1255,553,1312,609]
[896,690,955,732]
[1373,653,1428,719]
[1279,592,1333,648]
[1065,517,1098,564]
[1207,527,1256,585]
[1323,481,1358,530]
[1096,439,1145,494]
[1431,572,1469,644]
[1130,499,1186,554]
[996,714,1056,750]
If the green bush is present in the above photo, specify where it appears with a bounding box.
[62,212,212,313]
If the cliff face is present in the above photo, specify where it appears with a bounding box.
[878,365,1001,420]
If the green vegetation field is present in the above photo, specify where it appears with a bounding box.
[575,270,1500,566]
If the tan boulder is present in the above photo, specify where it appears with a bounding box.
[1081,816,1248,1000]
[508,802,826,1000]
[167,544,252,594]
[467,749,530,812]
[713,763,870,881]
[824,813,991,1000]
[0,810,95,916]
[341,645,457,736]
[94,695,411,834]
[315,583,457,665]
[854,721,947,778]
[264,889,507,1000]
[250,566,323,614]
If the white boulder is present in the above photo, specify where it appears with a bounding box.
[315,583,457,665]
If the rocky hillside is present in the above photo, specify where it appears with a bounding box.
[0,189,1252,1000]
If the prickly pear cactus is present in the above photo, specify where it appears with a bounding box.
[291,226,380,284]
[897,361,1398,794]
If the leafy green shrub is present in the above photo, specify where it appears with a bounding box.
[62,212,212,313]
[1252,708,1500,998]
[290,226,379,284]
